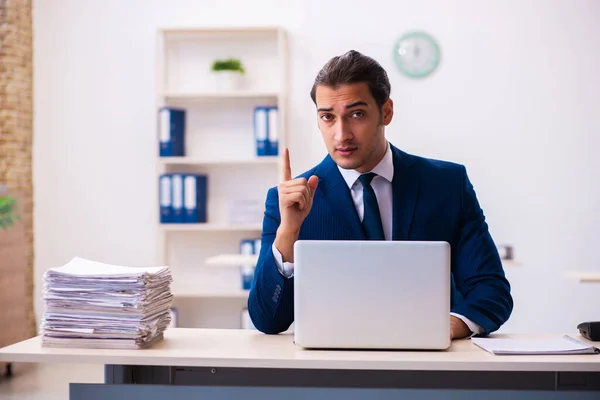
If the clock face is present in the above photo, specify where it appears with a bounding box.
[393,31,440,78]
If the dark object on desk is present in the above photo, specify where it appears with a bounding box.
[578,321,600,341]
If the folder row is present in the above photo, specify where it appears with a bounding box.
[253,106,279,157]
[240,238,261,290]
[158,106,280,158]
[240,238,261,257]
[160,174,207,223]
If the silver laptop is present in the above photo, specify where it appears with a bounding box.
[293,240,451,350]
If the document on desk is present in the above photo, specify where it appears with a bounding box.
[41,257,173,350]
[472,335,600,355]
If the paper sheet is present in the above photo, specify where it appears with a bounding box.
[472,336,599,355]
[47,257,168,277]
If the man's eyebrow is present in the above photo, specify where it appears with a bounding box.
[345,101,368,108]
[317,101,369,112]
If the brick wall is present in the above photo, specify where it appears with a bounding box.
[0,0,35,337]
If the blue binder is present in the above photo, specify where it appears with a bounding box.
[183,174,207,223]
[240,239,255,255]
[253,107,269,156]
[240,239,256,290]
[158,107,186,157]
[267,106,279,156]
[253,238,262,255]
[159,174,172,223]
[171,174,184,223]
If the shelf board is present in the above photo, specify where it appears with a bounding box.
[173,289,250,299]
[161,26,283,35]
[160,223,262,232]
[502,260,522,267]
[164,91,280,101]
[565,271,600,283]
[205,254,259,267]
[158,156,280,166]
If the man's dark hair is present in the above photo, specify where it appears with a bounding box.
[310,50,391,110]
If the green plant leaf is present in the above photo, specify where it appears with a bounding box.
[211,58,245,74]
[0,216,15,230]
[0,195,20,230]
[0,196,15,208]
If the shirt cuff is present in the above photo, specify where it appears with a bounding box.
[450,312,483,335]
[271,243,295,278]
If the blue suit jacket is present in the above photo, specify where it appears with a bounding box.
[248,144,513,335]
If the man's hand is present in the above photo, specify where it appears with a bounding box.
[450,315,472,340]
[274,148,318,263]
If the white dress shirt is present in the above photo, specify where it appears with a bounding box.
[271,142,482,335]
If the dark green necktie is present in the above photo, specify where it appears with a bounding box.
[359,173,385,240]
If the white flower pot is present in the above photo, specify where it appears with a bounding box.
[214,71,243,92]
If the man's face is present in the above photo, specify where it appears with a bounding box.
[315,82,393,173]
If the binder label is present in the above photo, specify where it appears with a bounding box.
[255,108,267,140]
[172,174,183,209]
[160,175,171,206]
[184,175,197,208]
[268,107,278,142]
[159,109,170,142]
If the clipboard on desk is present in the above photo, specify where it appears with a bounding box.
[472,335,600,355]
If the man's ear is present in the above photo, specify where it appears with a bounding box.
[382,98,394,126]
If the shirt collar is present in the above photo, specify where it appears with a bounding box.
[337,141,394,190]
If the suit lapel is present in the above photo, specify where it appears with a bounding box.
[315,156,365,240]
[391,146,420,240]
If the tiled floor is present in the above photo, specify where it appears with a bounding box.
[0,362,103,400]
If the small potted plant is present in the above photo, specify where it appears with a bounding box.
[211,57,245,91]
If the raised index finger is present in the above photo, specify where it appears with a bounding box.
[282,148,292,181]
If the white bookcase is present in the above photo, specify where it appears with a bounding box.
[155,27,288,329]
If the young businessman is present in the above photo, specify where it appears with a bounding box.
[247,50,513,338]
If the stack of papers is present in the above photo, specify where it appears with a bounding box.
[472,335,599,355]
[41,257,173,349]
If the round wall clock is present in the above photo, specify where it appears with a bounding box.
[393,31,441,78]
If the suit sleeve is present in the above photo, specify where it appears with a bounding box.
[247,187,295,334]
[450,166,514,334]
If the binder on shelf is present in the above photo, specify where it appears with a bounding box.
[240,265,254,290]
[158,107,186,157]
[254,238,262,256]
[267,106,279,156]
[253,106,268,156]
[240,239,255,290]
[240,239,255,255]
[159,174,173,223]
[171,174,184,223]
[183,174,207,223]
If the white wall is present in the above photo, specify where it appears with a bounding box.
[33,0,600,333]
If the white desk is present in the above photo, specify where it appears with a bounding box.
[1,329,599,400]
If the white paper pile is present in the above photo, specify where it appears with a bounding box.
[41,257,173,349]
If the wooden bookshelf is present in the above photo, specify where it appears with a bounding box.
[155,26,287,330]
